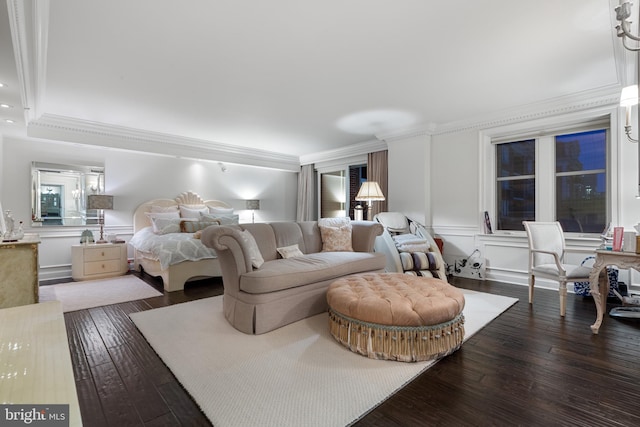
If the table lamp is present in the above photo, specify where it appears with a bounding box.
[87,194,114,243]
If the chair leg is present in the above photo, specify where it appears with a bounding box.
[559,282,567,317]
[529,274,535,304]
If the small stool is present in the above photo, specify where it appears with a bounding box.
[327,272,465,362]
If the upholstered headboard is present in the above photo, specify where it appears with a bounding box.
[133,191,232,233]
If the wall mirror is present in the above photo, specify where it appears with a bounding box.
[31,162,105,227]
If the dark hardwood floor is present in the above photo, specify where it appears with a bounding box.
[62,273,640,426]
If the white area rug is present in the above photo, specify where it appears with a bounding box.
[131,289,517,427]
[39,275,163,312]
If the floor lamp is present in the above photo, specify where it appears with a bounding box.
[87,194,114,244]
[355,181,385,221]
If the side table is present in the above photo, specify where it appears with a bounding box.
[71,242,128,281]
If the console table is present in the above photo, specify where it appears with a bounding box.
[588,249,640,334]
[0,233,40,309]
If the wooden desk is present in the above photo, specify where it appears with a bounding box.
[588,249,640,334]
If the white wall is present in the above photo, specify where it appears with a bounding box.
[1,136,298,280]
[387,134,429,224]
[387,105,640,289]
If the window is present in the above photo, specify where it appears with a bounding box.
[494,128,608,232]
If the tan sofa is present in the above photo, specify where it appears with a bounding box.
[200,221,386,334]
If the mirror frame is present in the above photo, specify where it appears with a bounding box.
[31,162,105,227]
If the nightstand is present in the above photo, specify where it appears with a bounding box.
[71,242,128,281]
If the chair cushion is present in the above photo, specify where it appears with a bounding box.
[532,264,592,279]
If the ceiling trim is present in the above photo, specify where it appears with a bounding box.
[27,114,301,172]
[431,84,621,136]
[299,139,387,166]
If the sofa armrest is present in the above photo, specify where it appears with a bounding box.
[350,221,384,252]
[200,226,253,293]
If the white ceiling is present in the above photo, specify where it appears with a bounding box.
[0,0,633,165]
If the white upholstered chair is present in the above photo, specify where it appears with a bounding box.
[523,221,593,316]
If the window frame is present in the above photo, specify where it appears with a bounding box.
[480,108,618,236]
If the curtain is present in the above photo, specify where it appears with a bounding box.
[296,164,315,221]
[367,150,388,219]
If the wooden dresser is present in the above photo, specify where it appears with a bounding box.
[0,233,40,309]
[71,242,128,281]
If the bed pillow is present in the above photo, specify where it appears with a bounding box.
[208,206,234,214]
[179,205,209,219]
[277,244,304,259]
[151,218,182,235]
[180,220,220,233]
[319,225,354,252]
[200,212,240,225]
[146,211,180,221]
[150,205,179,213]
[240,230,264,268]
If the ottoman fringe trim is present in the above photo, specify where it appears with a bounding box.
[328,309,465,362]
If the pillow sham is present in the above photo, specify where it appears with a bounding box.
[208,206,234,214]
[200,212,240,225]
[151,218,182,235]
[180,220,220,233]
[277,244,305,259]
[240,230,264,268]
[179,205,209,219]
[319,224,353,252]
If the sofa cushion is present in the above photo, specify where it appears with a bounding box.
[239,252,386,294]
[269,222,307,253]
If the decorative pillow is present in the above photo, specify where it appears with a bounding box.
[179,205,209,219]
[277,244,304,259]
[319,225,353,252]
[150,205,179,213]
[208,206,234,214]
[318,217,351,228]
[151,218,182,235]
[240,230,264,268]
[200,212,240,225]
[145,211,180,221]
[180,220,220,233]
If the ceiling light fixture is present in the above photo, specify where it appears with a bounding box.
[0,83,6,88]
[4,119,15,124]
[0,104,12,108]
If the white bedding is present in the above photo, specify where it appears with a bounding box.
[130,227,217,270]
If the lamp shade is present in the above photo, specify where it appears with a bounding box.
[621,85,639,107]
[355,181,385,202]
[246,199,260,210]
[87,194,114,210]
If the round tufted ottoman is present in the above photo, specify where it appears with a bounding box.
[326,272,465,362]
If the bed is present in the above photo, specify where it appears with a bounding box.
[130,191,233,292]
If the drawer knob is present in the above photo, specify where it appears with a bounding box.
[101,251,105,257]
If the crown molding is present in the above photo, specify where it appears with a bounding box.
[431,84,621,136]
[299,139,387,165]
[27,114,301,172]
[6,0,49,122]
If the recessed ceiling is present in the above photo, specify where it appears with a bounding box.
[0,0,629,160]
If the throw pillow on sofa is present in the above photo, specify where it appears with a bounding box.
[241,230,264,268]
[277,244,304,259]
[319,225,354,252]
